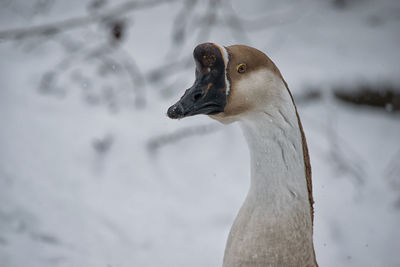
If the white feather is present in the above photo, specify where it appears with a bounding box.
[221,46,231,96]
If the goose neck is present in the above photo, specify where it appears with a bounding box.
[239,107,308,204]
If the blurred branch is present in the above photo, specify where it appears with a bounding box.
[0,0,176,40]
[385,149,400,183]
[293,89,321,105]
[165,0,221,58]
[327,138,366,185]
[219,1,253,42]
[39,39,147,109]
[194,0,220,42]
[327,126,366,185]
[301,107,367,185]
[147,123,221,153]
[118,46,147,107]
[334,84,400,113]
[229,13,302,32]
[168,0,198,55]
[385,148,400,208]
[147,56,193,83]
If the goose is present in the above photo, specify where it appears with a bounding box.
[167,43,317,267]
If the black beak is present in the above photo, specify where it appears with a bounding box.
[167,43,227,119]
[167,79,226,119]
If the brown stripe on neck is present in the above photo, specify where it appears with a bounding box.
[280,76,318,266]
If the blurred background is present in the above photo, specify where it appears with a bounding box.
[0,0,399,266]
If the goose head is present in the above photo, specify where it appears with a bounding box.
[167,43,288,124]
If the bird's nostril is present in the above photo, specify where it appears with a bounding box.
[193,92,203,102]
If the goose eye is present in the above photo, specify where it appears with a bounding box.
[237,63,247,73]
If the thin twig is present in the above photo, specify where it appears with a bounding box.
[0,0,176,40]
[147,123,221,152]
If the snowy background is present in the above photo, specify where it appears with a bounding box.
[0,0,399,266]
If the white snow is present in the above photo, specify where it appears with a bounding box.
[1,0,400,266]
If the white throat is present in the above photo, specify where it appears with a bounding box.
[222,77,316,266]
[240,99,308,204]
